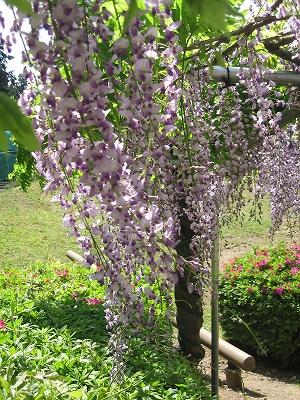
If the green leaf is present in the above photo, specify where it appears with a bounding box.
[0,376,11,395]
[10,372,27,389]
[6,360,14,383]
[34,385,46,400]
[184,0,228,31]
[4,0,33,15]
[69,389,83,398]
[97,42,112,63]
[224,0,242,17]
[214,51,227,67]
[123,0,138,31]
[174,0,191,47]
[0,131,9,152]
[0,92,39,152]
[200,0,226,30]
[0,334,10,344]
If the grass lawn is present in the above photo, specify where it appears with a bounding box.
[1,182,299,269]
[0,183,78,267]
[220,191,300,260]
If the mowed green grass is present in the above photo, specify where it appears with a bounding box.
[220,191,300,262]
[1,182,299,269]
[0,183,78,267]
[2,181,299,321]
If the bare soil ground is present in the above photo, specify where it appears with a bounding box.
[199,241,300,399]
[200,348,300,400]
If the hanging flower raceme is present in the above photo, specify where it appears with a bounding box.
[8,0,186,373]
[3,0,300,379]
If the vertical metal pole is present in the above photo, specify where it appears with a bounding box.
[211,218,219,396]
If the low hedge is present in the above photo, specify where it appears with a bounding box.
[219,242,300,367]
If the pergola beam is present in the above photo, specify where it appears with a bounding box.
[212,66,300,87]
[212,66,300,128]
[209,65,299,396]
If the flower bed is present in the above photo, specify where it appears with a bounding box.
[219,242,300,367]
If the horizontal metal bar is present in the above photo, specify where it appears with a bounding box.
[212,66,300,86]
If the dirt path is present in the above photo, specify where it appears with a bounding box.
[200,348,300,399]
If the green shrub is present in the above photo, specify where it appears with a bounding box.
[219,242,300,367]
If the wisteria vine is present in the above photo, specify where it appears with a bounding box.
[2,0,300,372]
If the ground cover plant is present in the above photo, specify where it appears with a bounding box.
[219,242,300,368]
[0,259,213,399]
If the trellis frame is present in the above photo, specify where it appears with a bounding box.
[210,65,300,395]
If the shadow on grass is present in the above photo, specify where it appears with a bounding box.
[17,295,215,399]
[20,294,109,348]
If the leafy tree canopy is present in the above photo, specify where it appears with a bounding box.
[0,42,37,151]
[0,45,26,100]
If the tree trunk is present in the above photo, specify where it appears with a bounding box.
[175,201,205,364]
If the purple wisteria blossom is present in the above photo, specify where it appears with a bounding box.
[3,0,300,377]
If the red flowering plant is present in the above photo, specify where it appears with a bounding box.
[56,269,70,279]
[219,242,300,367]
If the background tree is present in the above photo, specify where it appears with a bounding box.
[0,43,35,189]
[0,35,36,152]
[0,45,11,95]
[7,72,27,101]
[2,0,300,376]
[0,45,26,100]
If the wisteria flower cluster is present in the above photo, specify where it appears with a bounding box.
[219,242,300,366]
[3,0,300,371]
